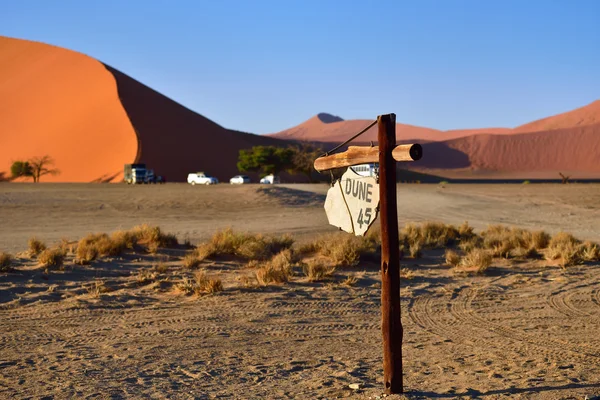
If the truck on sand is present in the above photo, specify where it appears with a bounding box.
[124,164,164,184]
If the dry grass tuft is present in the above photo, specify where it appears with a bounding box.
[529,230,551,250]
[342,275,359,286]
[38,248,66,269]
[253,251,295,286]
[175,272,223,295]
[174,277,195,295]
[401,222,461,249]
[154,263,169,273]
[400,268,415,280]
[239,275,258,288]
[131,224,178,250]
[546,232,582,267]
[302,259,336,282]
[408,242,422,259]
[110,230,137,251]
[299,233,378,267]
[75,234,108,264]
[0,252,13,272]
[480,225,549,259]
[28,237,46,257]
[255,264,290,285]
[86,280,111,298]
[580,241,600,262]
[182,253,201,269]
[457,221,475,239]
[458,236,483,253]
[58,238,77,254]
[195,229,294,262]
[455,248,492,274]
[193,271,223,294]
[510,246,539,259]
[445,249,461,267]
[136,269,159,286]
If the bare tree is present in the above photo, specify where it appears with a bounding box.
[559,172,570,184]
[29,156,60,183]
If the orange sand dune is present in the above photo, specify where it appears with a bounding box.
[3,36,599,182]
[412,122,600,174]
[0,36,288,183]
[0,36,138,182]
[103,66,288,182]
[513,100,600,133]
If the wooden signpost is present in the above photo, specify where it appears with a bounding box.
[314,114,422,394]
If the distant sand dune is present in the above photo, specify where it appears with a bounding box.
[2,35,600,181]
[0,36,288,183]
[0,36,138,182]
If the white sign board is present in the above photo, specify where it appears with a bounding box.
[324,168,380,236]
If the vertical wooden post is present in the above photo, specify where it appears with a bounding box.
[378,113,403,394]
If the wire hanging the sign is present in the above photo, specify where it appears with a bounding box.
[319,120,377,158]
[318,120,378,185]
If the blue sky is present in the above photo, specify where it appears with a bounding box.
[2,0,599,134]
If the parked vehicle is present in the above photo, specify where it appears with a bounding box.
[124,164,147,184]
[260,174,280,184]
[230,175,251,184]
[124,164,164,184]
[350,163,379,177]
[187,172,218,185]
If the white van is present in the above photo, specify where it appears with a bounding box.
[260,174,280,184]
[350,163,379,177]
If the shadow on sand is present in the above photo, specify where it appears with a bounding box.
[410,382,600,398]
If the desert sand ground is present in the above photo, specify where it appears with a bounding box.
[1,183,600,399]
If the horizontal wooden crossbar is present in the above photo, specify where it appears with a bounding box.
[313,143,422,172]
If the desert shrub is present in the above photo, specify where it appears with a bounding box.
[455,248,492,274]
[481,225,545,259]
[458,236,483,253]
[195,229,294,261]
[580,241,600,262]
[510,246,539,259]
[255,263,290,285]
[154,263,169,273]
[400,268,415,280]
[136,269,159,286]
[111,230,137,250]
[175,277,195,295]
[546,232,582,267]
[457,221,475,239]
[131,224,178,250]
[251,249,296,286]
[270,249,295,274]
[303,259,336,282]
[364,228,382,245]
[86,280,111,297]
[528,230,551,250]
[38,248,65,269]
[182,253,201,269]
[342,275,359,286]
[28,237,46,257]
[58,238,77,254]
[299,233,378,267]
[408,242,422,258]
[75,234,105,263]
[0,252,13,272]
[194,271,223,294]
[400,222,463,249]
[445,249,461,267]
